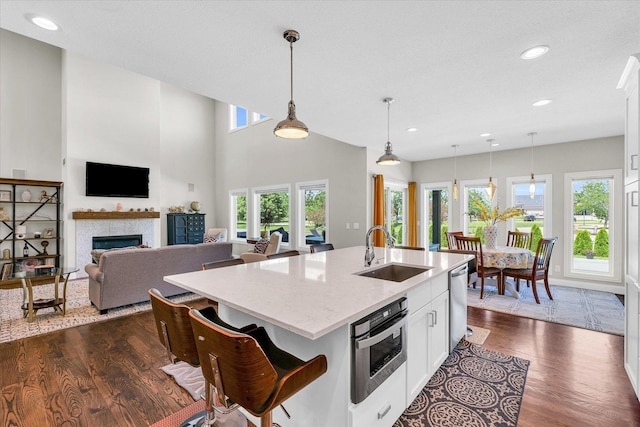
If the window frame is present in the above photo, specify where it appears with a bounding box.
[385,180,408,246]
[295,180,329,250]
[420,182,453,249]
[460,179,495,235]
[228,188,248,242]
[252,184,292,248]
[229,104,249,132]
[563,169,622,282]
[505,174,553,238]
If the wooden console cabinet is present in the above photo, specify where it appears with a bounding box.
[167,213,205,245]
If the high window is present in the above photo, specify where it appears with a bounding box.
[252,185,291,245]
[296,180,329,249]
[229,105,248,131]
[229,189,248,241]
[421,182,452,248]
[564,169,622,282]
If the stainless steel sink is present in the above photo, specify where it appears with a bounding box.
[355,264,431,282]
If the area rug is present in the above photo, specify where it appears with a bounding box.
[394,339,530,427]
[0,278,200,343]
[467,280,625,336]
[466,325,490,345]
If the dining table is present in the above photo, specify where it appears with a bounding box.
[482,245,534,297]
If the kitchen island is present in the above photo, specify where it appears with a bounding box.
[164,246,471,427]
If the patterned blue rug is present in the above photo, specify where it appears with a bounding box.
[394,339,529,427]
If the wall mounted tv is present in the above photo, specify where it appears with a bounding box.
[85,162,149,198]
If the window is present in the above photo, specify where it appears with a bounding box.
[229,189,248,240]
[421,182,452,249]
[229,105,248,131]
[564,169,622,282]
[461,179,494,237]
[253,185,291,245]
[252,112,269,124]
[385,182,407,245]
[506,174,552,250]
[296,180,329,249]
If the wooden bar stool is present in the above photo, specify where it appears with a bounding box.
[189,308,328,427]
[148,288,256,426]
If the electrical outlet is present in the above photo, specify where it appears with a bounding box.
[346,223,350,229]
[353,223,360,230]
[555,265,560,272]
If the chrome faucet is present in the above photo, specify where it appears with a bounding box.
[364,225,395,267]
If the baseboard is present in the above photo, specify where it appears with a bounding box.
[550,277,625,295]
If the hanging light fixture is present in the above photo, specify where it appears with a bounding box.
[486,139,496,199]
[376,97,401,165]
[452,144,459,200]
[528,132,537,198]
[274,29,309,139]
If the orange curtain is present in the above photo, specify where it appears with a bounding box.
[373,174,385,247]
[408,182,418,246]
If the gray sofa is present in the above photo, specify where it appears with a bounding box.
[85,242,233,313]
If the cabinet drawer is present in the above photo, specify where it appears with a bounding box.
[349,363,406,427]
[431,273,448,296]
[407,273,449,313]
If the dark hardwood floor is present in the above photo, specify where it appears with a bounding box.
[1,303,639,426]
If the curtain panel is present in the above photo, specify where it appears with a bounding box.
[373,175,386,247]
[408,182,418,246]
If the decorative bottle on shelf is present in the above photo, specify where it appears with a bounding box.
[23,242,29,257]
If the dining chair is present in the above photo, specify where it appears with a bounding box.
[454,235,501,299]
[506,231,532,250]
[446,231,464,249]
[310,243,335,253]
[502,237,558,304]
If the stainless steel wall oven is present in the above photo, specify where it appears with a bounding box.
[351,297,408,404]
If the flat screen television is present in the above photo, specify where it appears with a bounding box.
[85,162,149,198]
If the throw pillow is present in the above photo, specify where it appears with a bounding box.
[253,238,270,254]
[203,233,218,243]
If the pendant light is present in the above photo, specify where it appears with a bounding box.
[376,97,401,165]
[452,144,459,200]
[274,30,309,139]
[486,139,496,200]
[528,132,537,199]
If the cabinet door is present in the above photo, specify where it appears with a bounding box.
[427,291,450,378]
[627,184,639,285]
[626,80,639,184]
[626,280,640,399]
[406,304,430,404]
[168,215,189,245]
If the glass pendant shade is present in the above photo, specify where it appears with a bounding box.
[486,177,496,199]
[529,173,536,199]
[274,30,308,139]
[274,100,308,138]
[453,179,459,201]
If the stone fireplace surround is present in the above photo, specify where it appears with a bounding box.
[74,213,157,278]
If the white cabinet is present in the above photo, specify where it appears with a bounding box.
[621,53,640,402]
[349,363,406,427]
[406,274,450,405]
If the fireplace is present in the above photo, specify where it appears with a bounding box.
[92,234,143,250]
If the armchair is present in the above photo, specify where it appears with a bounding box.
[239,232,283,263]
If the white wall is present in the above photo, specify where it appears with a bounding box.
[0,29,61,180]
[412,136,624,290]
[213,102,368,250]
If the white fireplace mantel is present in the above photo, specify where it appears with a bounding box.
[74,213,158,278]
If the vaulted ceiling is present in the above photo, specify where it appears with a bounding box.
[1,1,638,161]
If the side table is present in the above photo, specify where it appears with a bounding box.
[10,267,79,322]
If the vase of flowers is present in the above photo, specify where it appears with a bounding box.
[472,200,523,249]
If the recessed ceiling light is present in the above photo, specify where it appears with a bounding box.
[520,45,549,60]
[532,99,553,107]
[406,127,418,132]
[479,133,491,137]
[26,14,59,31]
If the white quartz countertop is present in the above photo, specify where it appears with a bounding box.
[164,246,471,340]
